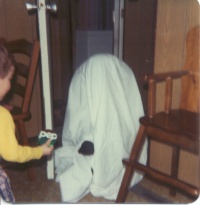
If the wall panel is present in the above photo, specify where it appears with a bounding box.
[0,0,6,37]
[151,0,200,187]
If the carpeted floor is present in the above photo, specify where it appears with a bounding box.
[1,133,198,204]
[2,155,197,204]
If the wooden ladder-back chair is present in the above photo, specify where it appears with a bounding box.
[116,26,200,203]
[1,38,40,181]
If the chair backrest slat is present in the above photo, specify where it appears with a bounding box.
[4,39,40,113]
[164,77,173,113]
[180,26,200,112]
[148,79,156,118]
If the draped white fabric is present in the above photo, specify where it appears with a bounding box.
[54,54,147,202]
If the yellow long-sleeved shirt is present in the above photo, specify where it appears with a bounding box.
[0,105,43,162]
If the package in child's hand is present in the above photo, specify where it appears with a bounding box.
[38,130,57,146]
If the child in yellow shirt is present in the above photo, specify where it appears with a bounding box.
[0,45,54,202]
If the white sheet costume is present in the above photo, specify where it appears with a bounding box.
[54,54,147,202]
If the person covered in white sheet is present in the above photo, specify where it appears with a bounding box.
[54,54,147,202]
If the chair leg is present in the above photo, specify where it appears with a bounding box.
[116,166,135,203]
[15,120,29,145]
[116,125,147,203]
[147,137,151,167]
[170,145,180,196]
[15,120,35,181]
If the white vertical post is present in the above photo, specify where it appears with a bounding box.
[37,0,54,179]
[113,0,124,60]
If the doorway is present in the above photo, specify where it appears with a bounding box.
[50,0,124,128]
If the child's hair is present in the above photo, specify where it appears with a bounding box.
[0,45,14,78]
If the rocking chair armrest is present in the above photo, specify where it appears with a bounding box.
[143,70,189,83]
[143,70,189,118]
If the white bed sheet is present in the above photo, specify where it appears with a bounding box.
[54,54,147,202]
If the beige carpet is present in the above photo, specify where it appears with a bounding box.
[3,157,196,204]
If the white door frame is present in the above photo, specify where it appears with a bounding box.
[34,0,54,179]
[113,0,124,60]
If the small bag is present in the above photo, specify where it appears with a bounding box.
[0,165,15,202]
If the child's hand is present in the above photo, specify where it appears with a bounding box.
[41,139,54,156]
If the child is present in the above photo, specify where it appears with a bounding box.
[0,45,54,202]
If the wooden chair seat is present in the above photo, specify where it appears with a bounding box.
[11,107,31,121]
[140,110,199,154]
